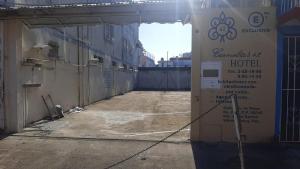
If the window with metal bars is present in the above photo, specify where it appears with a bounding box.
[280,36,300,142]
[104,24,114,43]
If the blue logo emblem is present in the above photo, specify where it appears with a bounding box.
[248,12,264,27]
[208,11,237,43]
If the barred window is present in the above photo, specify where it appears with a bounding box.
[104,24,114,42]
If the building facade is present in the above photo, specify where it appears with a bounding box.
[0,1,142,132]
[0,0,300,168]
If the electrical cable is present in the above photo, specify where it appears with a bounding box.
[103,98,228,169]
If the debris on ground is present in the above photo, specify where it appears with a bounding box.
[55,105,64,118]
[69,107,85,113]
[42,94,64,120]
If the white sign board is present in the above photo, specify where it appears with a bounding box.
[201,61,222,89]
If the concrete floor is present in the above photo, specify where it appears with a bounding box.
[0,91,195,169]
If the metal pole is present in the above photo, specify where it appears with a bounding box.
[166,51,168,91]
[231,94,245,169]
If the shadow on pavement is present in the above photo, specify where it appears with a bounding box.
[191,142,300,169]
[0,130,8,140]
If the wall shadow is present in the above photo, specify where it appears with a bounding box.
[191,142,300,169]
[0,131,8,140]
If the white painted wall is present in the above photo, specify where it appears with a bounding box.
[3,21,24,133]
[2,22,139,130]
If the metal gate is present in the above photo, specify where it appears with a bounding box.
[280,36,300,142]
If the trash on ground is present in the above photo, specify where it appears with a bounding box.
[69,107,85,113]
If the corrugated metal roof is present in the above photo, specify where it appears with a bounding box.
[1,0,204,9]
[0,0,204,26]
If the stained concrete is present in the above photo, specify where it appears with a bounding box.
[0,91,195,169]
[0,137,195,169]
[17,91,191,142]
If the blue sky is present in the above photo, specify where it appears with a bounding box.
[139,23,192,63]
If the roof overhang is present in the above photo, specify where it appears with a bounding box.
[0,1,199,27]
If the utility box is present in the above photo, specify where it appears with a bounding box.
[191,8,277,143]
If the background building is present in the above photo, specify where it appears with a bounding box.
[139,46,156,67]
[157,52,191,67]
[157,58,174,67]
[170,52,192,67]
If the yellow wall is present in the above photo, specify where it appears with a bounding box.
[191,8,277,143]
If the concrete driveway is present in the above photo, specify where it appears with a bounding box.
[0,91,196,169]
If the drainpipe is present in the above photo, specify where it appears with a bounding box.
[77,26,81,107]
[87,26,90,105]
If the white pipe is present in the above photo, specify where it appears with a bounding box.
[231,95,245,169]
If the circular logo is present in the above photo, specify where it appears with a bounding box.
[248,12,264,27]
[208,11,237,43]
[216,24,229,36]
